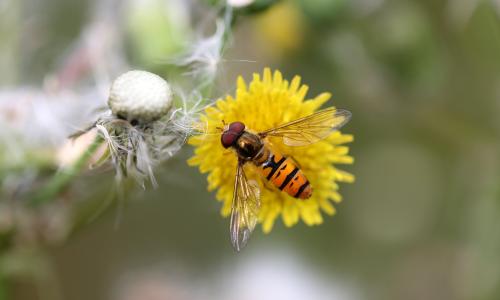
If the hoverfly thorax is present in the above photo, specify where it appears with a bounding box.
[234,132,263,160]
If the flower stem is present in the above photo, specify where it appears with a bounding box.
[0,271,8,300]
[30,135,104,207]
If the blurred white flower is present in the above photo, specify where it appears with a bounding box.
[0,88,102,165]
[110,248,361,300]
[217,250,360,300]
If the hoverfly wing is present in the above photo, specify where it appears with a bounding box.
[229,160,261,252]
[259,108,351,146]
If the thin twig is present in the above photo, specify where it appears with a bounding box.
[30,135,104,207]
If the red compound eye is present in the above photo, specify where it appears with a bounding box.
[220,122,245,148]
[221,132,238,148]
[228,121,245,133]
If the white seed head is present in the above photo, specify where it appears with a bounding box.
[108,70,172,123]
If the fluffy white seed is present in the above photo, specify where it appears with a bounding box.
[108,70,172,123]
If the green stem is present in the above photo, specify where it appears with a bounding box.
[30,135,104,207]
[0,270,7,300]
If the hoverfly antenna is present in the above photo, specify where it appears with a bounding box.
[216,120,228,132]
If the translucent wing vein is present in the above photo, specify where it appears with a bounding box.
[229,160,261,252]
[260,108,352,146]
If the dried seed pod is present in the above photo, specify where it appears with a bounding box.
[108,70,172,123]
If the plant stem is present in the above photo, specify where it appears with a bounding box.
[0,271,7,300]
[30,135,104,207]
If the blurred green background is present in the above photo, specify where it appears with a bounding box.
[1,0,500,299]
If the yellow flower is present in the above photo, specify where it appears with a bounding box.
[188,68,354,233]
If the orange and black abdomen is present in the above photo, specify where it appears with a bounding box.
[256,148,312,199]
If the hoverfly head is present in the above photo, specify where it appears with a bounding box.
[221,121,245,148]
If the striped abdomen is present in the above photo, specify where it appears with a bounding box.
[255,147,312,199]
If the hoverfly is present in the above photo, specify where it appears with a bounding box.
[219,107,352,251]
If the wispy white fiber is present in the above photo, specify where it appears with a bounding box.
[172,19,228,85]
